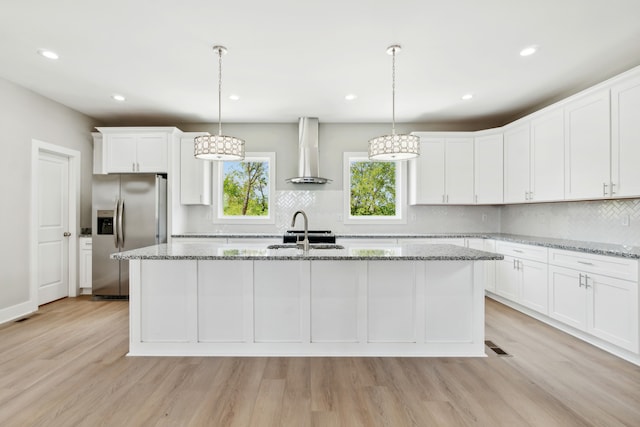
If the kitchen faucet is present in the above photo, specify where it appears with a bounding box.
[291,210,310,253]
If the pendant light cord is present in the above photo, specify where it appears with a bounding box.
[217,47,223,136]
[391,46,396,136]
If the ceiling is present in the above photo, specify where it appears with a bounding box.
[2,0,640,127]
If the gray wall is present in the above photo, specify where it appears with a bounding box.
[0,77,97,312]
[175,122,502,235]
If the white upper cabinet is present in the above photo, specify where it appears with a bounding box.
[611,72,640,198]
[503,123,530,203]
[564,90,611,200]
[95,127,180,174]
[474,131,503,204]
[180,134,212,205]
[445,137,475,204]
[409,135,474,205]
[409,137,446,204]
[530,108,565,201]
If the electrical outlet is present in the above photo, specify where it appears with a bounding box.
[481,214,487,222]
[622,215,630,226]
[410,213,417,221]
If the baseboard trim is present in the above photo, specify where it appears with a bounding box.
[0,300,37,326]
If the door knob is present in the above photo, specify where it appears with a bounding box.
[63,232,71,237]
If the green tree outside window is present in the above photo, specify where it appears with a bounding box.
[222,160,270,216]
[350,160,397,216]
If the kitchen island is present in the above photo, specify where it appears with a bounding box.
[113,242,502,357]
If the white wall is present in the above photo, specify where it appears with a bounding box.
[0,77,97,317]
[174,122,502,235]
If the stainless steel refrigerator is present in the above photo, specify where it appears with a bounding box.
[92,174,167,299]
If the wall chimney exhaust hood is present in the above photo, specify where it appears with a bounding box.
[286,117,332,184]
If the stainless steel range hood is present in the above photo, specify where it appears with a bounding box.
[286,117,331,184]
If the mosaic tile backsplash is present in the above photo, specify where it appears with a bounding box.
[178,190,501,235]
[177,190,640,246]
[501,198,640,246]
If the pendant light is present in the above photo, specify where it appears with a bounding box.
[368,45,420,161]
[194,45,245,161]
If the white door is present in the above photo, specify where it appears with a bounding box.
[37,151,70,305]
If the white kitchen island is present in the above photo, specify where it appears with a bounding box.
[113,243,502,357]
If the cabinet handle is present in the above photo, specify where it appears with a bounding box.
[584,275,591,289]
[475,194,478,204]
[513,259,517,269]
[442,195,445,203]
[132,162,136,172]
[518,260,522,270]
[577,260,594,266]
[578,273,584,287]
[611,182,616,195]
[446,194,449,203]
[603,182,608,197]
[513,249,524,253]
[137,162,140,172]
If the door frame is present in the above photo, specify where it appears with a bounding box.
[30,139,81,309]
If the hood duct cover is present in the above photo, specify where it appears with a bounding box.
[286,117,331,184]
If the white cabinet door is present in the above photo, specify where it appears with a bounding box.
[409,138,445,204]
[79,238,92,294]
[180,136,211,205]
[564,90,611,200]
[474,133,503,204]
[548,266,587,330]
[587,273,638,352]
[519,259,548,314]
[445,137,474,204]
[495,256,519,300]
[136,134,168,172]
[107,135,138,172]
[503,123,530,203]
[611,73,640,197]
[530,109,564,201]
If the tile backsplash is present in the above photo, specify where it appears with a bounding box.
[176,190,501,235]
[501,198,640,246]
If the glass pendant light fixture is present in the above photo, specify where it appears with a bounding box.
[368,45,420,161]
[194,45,245,161]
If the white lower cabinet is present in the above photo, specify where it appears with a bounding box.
[494,242,549,314]
[549,265,639,353]
[467,238,496,292]
[79,237,92,295]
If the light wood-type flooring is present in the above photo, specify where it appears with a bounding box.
[0,296,639,426]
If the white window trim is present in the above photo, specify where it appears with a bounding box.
[213,152,276,224]
[343,152,406,225]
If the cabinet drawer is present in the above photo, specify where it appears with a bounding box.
[548,248,638,281]
[79,237,92,250]
[495,241,548,262]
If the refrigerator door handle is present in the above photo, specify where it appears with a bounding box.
[118,199,125,248]
[113,199,120,249]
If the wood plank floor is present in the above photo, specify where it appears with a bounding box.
[0,297,639,426]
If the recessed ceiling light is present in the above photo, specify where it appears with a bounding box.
[37,49,59,60]
[111,94,126,102]
[461,93,473,101]
[229,94,240,101]
[345,94,357,101]
[519,45,538,57]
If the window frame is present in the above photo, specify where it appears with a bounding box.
[343,152,407,224]
[213,152,276,224]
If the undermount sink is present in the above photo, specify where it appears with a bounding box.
[267,243,345,250]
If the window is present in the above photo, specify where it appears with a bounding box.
[343,152,406,224]
[215,152,276,224]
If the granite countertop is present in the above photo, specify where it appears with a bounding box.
[171,232,640,259]
[111,242,503,261]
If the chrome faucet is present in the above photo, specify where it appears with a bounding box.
[291,210,310,252]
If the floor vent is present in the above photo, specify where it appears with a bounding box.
[485,340,511,357]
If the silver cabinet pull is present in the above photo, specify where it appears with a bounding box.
[584,275,591,289]
[611,182,616,195]
[513,249,524,253]
[442,195,445,203]
[577,260,594,266]
[513,259,517,269]
[446,194,449,203]
[603,182,608,197]
[475,194,478,204]
[578,273,584,287]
